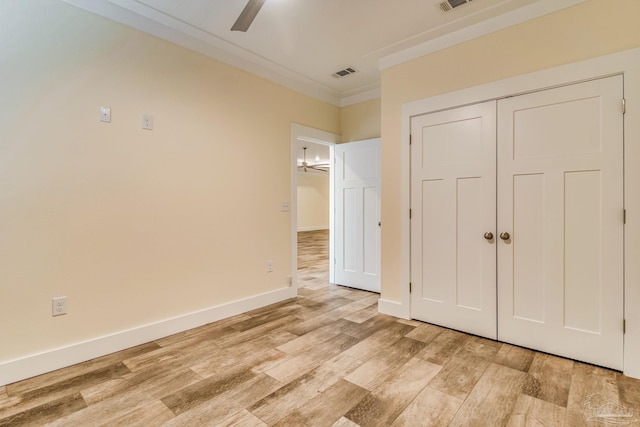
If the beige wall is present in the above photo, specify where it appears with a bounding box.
[380,0,640,302]
[297,172,330,231]
[340,98,381,142]
[0,1,339,363]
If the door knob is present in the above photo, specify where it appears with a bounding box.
[500,232,511,241]
[484,232,494,240]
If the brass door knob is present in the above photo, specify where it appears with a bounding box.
[500,232,511,240]
[484,232,494,240]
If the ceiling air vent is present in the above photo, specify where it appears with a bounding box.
[332,67,357,78]
[439,0,473,12]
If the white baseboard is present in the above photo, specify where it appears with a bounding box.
[378,298,410,320]
[297,226,329,232]
[0,286,296,386]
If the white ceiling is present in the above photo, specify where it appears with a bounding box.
[64,0,586,105]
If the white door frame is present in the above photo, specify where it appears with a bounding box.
[290,124,339,288]
[395,47,640,379]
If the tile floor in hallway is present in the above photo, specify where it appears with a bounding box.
[1,229,639,426]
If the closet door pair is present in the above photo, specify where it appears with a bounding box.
[410,76,624,370]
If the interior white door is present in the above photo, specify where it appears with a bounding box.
[497,76,624,370]
[334,138,380,293]
[410,101,497,339]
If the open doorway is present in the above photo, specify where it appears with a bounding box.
[290,124,338,289]
[296,142,331,288]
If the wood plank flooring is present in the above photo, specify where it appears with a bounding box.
[1,229,639,426]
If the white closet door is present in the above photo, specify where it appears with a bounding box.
[334,138,380,293]
[410,101,497,339]
[497,76,624,370]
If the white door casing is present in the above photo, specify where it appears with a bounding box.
[410,101,497,339]
[497,76,624,370]
[334,138,381,293]
[290,124,339,287]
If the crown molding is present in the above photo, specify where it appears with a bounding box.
[62,0,588,107]
[379,0,588,70]
[62,0,343,105]
[340,88,381,107]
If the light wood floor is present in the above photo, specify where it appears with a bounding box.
[1,229,639,426]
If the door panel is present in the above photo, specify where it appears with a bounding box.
[420,178,451,303]
[457,177,485,310]
[564,170,602,333]
[512,96,602,159]
[512,174,545,323]
[497,76,624,370]
[334,139,380,293]
[343,188,357,272]
[411,101,497,339]
[363,186,378,275]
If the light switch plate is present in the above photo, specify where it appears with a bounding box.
[99,106,111,123]
[142,114,153,130]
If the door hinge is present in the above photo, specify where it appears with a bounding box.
[624,209,627,224]
[409,209,412,219]
[622,98,626,114]
[409,282,412,293]
[409,134,412,145]
[624,319,626,334]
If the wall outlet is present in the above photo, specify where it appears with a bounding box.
[267,260,273,273]
[52,296,67,317]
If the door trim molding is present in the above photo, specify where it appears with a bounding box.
[394,47,640,379]
[290,124,339,288]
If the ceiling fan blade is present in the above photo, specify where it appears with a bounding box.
[309,165,329,172]
[231,0,265,32]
